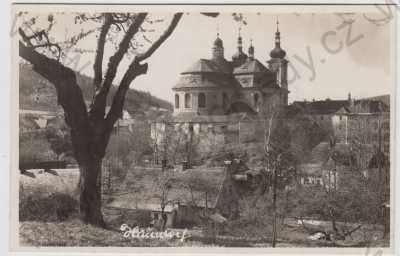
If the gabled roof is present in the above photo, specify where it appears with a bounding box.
[107,167,227,212]
[293,100,350,115]
[233,59,271,75]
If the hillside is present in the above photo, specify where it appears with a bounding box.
[19,64,173,117]
[362,94,390,107]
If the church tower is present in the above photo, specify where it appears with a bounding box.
[232,27,248,67]
[248,39,254,60]
[212,33,224,60]
[267,20,289,105]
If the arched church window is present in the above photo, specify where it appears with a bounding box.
[198,93,206,108]
[175,94,179,109]
[222,93,229,108]
[184,93,191,108]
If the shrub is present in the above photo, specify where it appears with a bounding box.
[19,191,78,222]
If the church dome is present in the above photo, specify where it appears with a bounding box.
[270,28,286,59]
[232,51,247,61]
[270,46,286,59]
[214,36,223,47]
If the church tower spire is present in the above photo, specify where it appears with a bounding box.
[232,26,247,67]
[212,29,224,60]
[270,18,286,59]
[248,39,254,60]
[237,27,243,52]
[267,18,289,106]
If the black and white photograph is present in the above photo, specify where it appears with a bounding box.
[9,2,398,254]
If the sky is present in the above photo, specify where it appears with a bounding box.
[22,10,394,104]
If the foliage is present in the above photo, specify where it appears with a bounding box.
[19,191,78,222]
[19,131,56,165]
[45,118,74,159]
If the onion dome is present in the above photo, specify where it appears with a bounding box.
[269,21,286,59]
[212,33,225,60]
[214,34,223,47]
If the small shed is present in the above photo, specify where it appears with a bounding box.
[107,166,239,229]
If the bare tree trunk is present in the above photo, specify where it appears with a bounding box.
[79,158,105,227]
[19,42,108,227]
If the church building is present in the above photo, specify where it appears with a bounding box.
[172,23,289,119]
[151,23,291,165]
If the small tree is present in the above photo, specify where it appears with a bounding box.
[261,112,297,247]
[153,171,176,230]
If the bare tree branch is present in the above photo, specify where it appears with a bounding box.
[136,13,182,62]
[19,28,33,47]
[89,13,147,119]
[104,13,183,131]
[93,13,113,91]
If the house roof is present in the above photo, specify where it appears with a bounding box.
[169,112,256,123]
[19,115,41,130]
[107,167,227,212]
[291,96,390,116]
[233,59,271,75]
[293,100,350,115]
[20,168,80,199]
[299,163,323,177]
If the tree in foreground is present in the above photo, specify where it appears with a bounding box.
[18,12,184,227]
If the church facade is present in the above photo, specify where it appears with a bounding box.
[151,25,291,166]
[172,25,289,119]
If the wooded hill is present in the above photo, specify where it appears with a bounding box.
[19,63,173,117]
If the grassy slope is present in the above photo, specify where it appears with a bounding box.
[19,220,205,247]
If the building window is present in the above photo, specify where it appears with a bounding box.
[254,93,259,107]
[222,92,229,108]
[175,94,179,109]
[339,115,342,120]
[198,93,206,108]
[184,93,191,108]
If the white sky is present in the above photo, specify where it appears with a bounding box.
[23,11,393,104]
[132,12,392,104]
